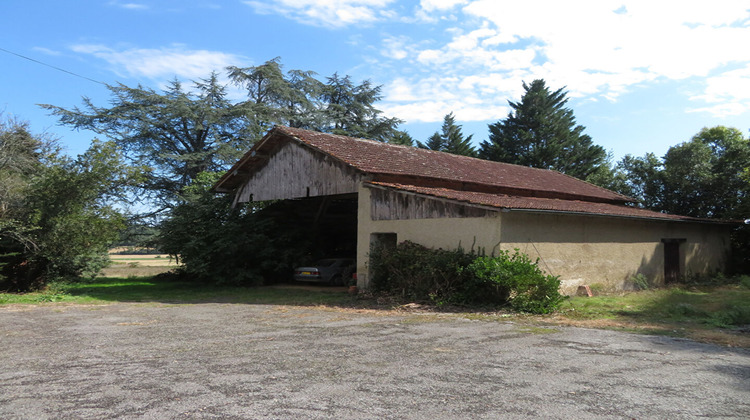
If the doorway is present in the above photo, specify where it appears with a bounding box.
[662,238,686,284]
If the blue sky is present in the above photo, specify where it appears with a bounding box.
[2,0,749,162]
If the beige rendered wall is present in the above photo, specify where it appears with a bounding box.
[497,211,731,293]
[356,186,732,293]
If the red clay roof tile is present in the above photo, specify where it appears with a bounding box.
[215,127,720,221]
[275,126,632,204]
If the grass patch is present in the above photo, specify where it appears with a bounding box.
[2,276,748,348]
[559,285,750,327]
[0,276,357,307]
[515,326,559,335]
[551,284,750,347]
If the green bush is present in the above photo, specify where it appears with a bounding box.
[158,172,317,286]
[631,273,649,290]
[370,241,476,303]
[465,251,564,314]
[370,241,565,313]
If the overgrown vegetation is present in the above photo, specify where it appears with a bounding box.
[0,116,139,291]
[157,172,352,286]
[370,241,476,302]
[466,253,564,313]
[370,240,565,314]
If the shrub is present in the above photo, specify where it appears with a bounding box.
[738,275,750,290]
[631,273,650,290]
[157,172,317,286]
[370,241,476,303]
[370,241,565,313]
[465,251,564,314]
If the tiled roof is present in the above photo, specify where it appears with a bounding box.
[367,182,706,222]
[219,127,707,220]
[267,126,632,204]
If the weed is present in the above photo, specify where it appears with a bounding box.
[708,306,750,328]
[631,273,649,290]
[667,302,707,318]
[370,241,564,314]
[588,283,606,293]
[515,326,559,335]
[738,275,750,289]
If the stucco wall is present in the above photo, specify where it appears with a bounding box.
[356,185,732,294]
[497,211,731,293]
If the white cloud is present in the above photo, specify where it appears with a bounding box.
[419,0,468,12]
[243,0,395,28]
[377,0,750,123]
[688,64,750,117]
[381,35,413,60]
[108,1,149,10]
[380,75,510,122]
[692,65,750,104]
[70,44,244,81]
[382,100,507,123]
[687,102,748,118]
[32,47,62,56]
[121,3,148,10]
[460,1,750,92]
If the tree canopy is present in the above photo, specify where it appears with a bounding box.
[479,79,607,181]
[227,59,402,142]
[0,115,138,291]
[618,126,750,220]
[418,112,476,157]
[44,59,403,210]
[615,126,750,272]
[42,73,251,210]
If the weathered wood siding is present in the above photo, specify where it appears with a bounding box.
[370,187,492,220]
[236,140,362,202]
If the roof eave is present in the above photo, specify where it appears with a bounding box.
[364,182,736,225]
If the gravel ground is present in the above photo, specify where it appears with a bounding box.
[1,302,748,419]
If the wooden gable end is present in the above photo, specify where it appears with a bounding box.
[235,138,363,202]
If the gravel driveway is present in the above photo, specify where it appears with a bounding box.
[1,302,748,419]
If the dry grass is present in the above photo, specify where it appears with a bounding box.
[101,254,177,277]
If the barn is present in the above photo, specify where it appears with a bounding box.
[214,126,733,294]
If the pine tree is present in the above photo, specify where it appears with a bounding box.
[388,130,415,146]
[418,112,476,157]
[478,80,606,180]
[320,73,401,142]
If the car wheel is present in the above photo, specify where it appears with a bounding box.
[330,275,343,286]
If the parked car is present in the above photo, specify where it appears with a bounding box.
[294,258,355,286]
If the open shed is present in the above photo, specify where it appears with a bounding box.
[214,126,733,293]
